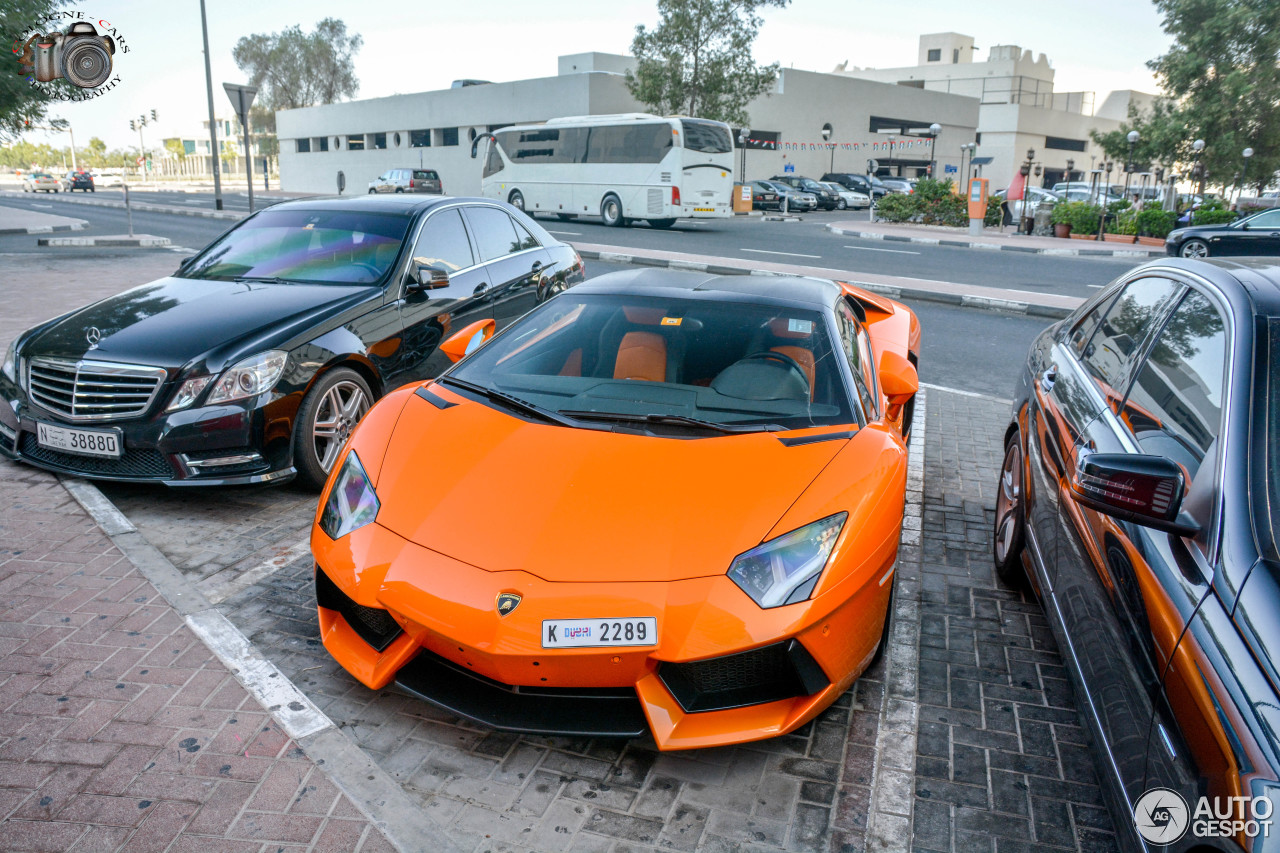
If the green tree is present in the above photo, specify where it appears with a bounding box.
[164,138,186,161]
[0,0,74,142]
[1090,99,1189,175]
[84,136,107,168]
[1146,0,1280,194]
[626,0,789,125]
[232,18,362,111]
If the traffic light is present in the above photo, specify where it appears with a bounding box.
[129,119,135,131]
[150,109,157,121]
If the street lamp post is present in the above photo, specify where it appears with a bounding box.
[1098,161,1114,240]
[1240,147,1255,203]
[1064,157,1075,188]
[1124,129,1139,201]
[821,123,834,174]
[928,122,941,179]
[887,135,896,176]
[200,0,224,210]
[1192,138,1206,198]
[1018,147,1035,235]
[737,129,749,183]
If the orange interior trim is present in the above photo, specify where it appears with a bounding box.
[614,332,667,382]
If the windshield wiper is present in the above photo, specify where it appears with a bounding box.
[560,410,779,434]
[440,377,578,427]
[234,275,292,284]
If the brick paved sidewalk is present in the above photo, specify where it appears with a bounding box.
[0,458,396,853]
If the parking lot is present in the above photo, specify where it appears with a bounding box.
[0,225,1128,851]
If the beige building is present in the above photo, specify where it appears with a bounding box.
[837,33,1158,190]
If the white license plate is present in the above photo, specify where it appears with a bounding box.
[542,617,657,648]
[36,422,122,458]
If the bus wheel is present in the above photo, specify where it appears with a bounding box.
[556,213,575,222]
[648,218,676,229]
[508,190,525,211]
[601,194,627,227]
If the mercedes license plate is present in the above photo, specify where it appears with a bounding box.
[36,422,122,458]
[542,617,657,648]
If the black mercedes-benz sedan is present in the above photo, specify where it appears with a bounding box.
[1166,207,1280,259]
[0,195,584,489]
[994,257,1280,851]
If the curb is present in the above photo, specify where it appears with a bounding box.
[574,247,1075,320]
[60,477,463,853]
[0,220,87,235]
[37,234,171,248]
[0,191,246,221]
[826,224,1163,258]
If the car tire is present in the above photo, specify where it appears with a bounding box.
[394,187,404,193]
[292,367,374,491]
[869,579,895,667]
[1180,239,1210,259]
[648,218,676,229]
[993,432,1028,586]
[368,188,376,194]
[601,193,626,227]
[836,199,847,210]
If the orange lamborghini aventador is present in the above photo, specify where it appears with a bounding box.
[311,269,921,750]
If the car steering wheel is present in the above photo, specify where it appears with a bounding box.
[737,350,811,396]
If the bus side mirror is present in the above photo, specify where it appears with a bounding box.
[470,133,493,159]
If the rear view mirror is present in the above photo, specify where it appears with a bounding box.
[1068,451,1200,536]
[409,264,450,293]
[878,350,918,420]
[440,318,496,363]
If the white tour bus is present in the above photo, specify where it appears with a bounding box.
[473,113,734,228]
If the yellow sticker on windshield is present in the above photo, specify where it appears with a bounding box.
[661,317,683,326]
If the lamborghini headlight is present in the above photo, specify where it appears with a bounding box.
[319,451,379,540]
[727,513,847,608]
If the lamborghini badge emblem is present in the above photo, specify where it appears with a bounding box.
[496,593,521,615]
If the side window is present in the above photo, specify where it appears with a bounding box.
[465,206,522,261]
[1123,288,1227,483]
[1079,277,1183,402]
[835,303,876,419]
[1067,295,1113,358]
[1246,209,1280,228]
[511,217,540,251]
[855,327,881,419]
[409,209,474,274]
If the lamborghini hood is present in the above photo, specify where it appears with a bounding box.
[372,391,848,583]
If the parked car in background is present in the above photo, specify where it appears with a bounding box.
[820,181,870,210]
[94,172,124,188]
[0,196,584,490]
[22,173,58,193]
[878,177,914,194]
[770,176,840,210]
[993,186,1061,221]
[822,172,889,200]
[1165,206,1280,258]
[368,168,443,194]
[60,171,95,192]
[994,257,1280,853]
[311,268,921,749]
[748,180,780,210]
[759,180,817,212]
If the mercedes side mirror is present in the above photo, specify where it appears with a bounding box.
[408,264,450,293]
[1068,451,1200,537]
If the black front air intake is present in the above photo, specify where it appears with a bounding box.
[658,639,830,713]
[314,564,402,653]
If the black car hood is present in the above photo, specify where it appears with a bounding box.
[25,276,376,370]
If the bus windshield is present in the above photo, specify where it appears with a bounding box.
[681,119,732,154]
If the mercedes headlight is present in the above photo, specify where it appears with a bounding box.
[1,341,16,383]
[319,451,379,539]
[165,376,213,412]
[727,513,847,608]
[207,350,288,405]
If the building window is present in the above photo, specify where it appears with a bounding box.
[372,132,387,150]
[314,136,329,152]
[927,48,941,62]
[1045,135,1088,152]
[441,127,459,147]
[974,133,981,145]
[409,129,431,148]
[952,48,959,63]
[393,132,401,147]
[296,138,311,153]
[347,134,365,151]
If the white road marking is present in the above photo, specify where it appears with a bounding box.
[741,248,822,259]
[920,382,1014,405]
[546,230,581,236]
[1087,284,1104,288]
[843,245,920,255]
[31,203,52,209]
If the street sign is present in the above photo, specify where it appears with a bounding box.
[784,163,795,173]
[135,156,144,166]
[867,159,879,173]
[945,164,957,173]
[222,83,258,123]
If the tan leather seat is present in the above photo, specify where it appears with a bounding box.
[614,332,667,382]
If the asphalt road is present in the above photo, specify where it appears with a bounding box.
[0,191,1141,301]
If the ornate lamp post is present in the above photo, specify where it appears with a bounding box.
[1064,157,1075,188]
[1240,147,1255,203]
[738,128,749,183]
[1192,138,1206,197]
[822,123,834,174]
[1098,161,1113,240]
[887,135,896,176]
[1124,129,1139,201]
[928,123,941,179]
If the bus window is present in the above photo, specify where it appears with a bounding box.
[584,124,671,164]
[680,119,732,153]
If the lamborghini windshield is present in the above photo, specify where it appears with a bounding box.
[449,293,856,431]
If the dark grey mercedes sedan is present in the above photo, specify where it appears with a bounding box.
[0,195,583,489]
